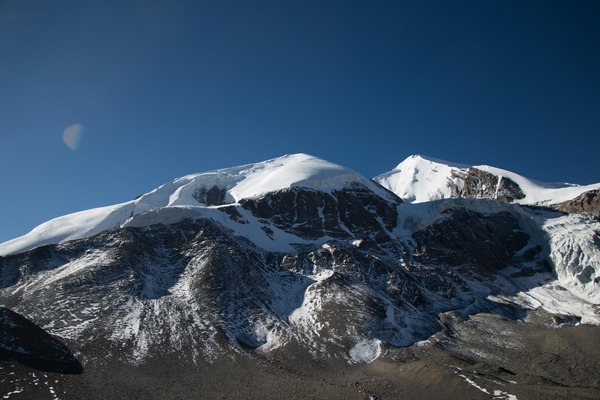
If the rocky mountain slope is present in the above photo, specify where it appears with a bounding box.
[1,153,599,399]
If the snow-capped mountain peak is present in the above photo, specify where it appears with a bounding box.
[394,154,468,170]
[375,155,600,206]
[138,153,392,209]
[374,155,468,203]
[0,153,395,256]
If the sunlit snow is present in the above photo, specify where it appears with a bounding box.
[375,154,600,206]
[0,154,393,257]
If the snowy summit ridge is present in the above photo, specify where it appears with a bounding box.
[0,153,392,256]
[147,152,391,206]
[375,154,600,206]
[1,152,599,258]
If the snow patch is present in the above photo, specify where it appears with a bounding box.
[493,390,518,400]
[349,339,381,363]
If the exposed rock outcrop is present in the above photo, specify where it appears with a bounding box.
[239,185,401,242]
[555,189,600,214]
[412,209,531,270]
[451,168,525,203]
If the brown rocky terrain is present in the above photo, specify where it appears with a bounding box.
[2,309,599,399]
[555,190,600,214]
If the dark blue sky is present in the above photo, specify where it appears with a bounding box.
[1,0,599,243]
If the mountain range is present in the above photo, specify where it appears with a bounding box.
[1,153,599,400]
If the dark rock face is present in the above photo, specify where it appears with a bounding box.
[451,168,525,203]
[193,185,229,206]
[573,264,595,284]
[240,185,401,242]
[412,209,531,270]
[555,189,600,213]
[0,244,67,291]
[0,307,82,373]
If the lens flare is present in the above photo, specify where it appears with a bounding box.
[63,124,84,151]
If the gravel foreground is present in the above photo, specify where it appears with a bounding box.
[2,310,599,400]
